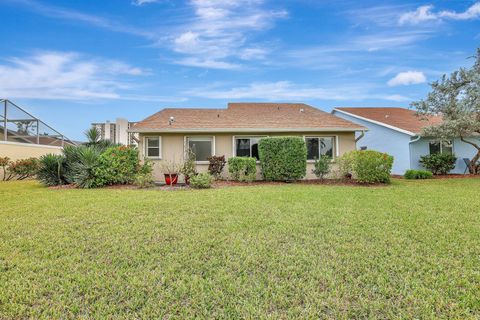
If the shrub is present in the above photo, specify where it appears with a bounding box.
[37,154,67,186]
[419,153,457,175]
[67,146,103,188]
[337,150,394,184]
[5,158,40,181]
[95,145,139,186]
[312,156,331,179]
[207,155,226,179]
[404,169,433,180]
[180,150,197,180]
[135,159,154,188]
[189,172,213,189]
[0,157,10,181]
[228,157,256,182]
[258,137,307,181]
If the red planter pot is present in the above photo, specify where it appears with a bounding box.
[164,173,178,185]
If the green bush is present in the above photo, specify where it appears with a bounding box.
[404,169,433,179]
[258,137,307,181]
[37,154,67,186]
[228,157,256,182]
[189,172,213,189]
[312,156,331,179]
[95,145,139,186]
[67,146,103,189]
[207,155,226,179]
[135,159,154,188]
[4,158,40,181]
[338,150,394,184]
[419,153,457,175]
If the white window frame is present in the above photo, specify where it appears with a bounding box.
[184,136,215,164]
[232,135,266,161]
[304,136,336,162]
[144,136,162,159]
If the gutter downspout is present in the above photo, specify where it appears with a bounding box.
[355,130,365,143]
[408,135,421,170]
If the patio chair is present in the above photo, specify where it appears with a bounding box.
[463,158,471,174]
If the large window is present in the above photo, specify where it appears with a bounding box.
[429,140,453,155]
[305,136,334,160]
[234,136,263,160]
[145,136,161,158]
[187,137,214,162]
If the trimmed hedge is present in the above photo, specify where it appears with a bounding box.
[258,137,307,181]
[338,150,394,184]
[404,169,433,179]
[228,157,256,182]
[419,153,456,175]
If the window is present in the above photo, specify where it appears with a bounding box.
[305,137,334,160]
[145,137,161,158]
[234,137,263,160]
[429,140,453,155]
[187,137,213,162]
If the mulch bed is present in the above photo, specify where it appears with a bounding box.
[212,179,385,188]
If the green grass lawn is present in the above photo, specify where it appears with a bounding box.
[1,179,480,319]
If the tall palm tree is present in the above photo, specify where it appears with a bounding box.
[84,127,101,146]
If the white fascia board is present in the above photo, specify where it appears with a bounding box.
[332,109,416,136]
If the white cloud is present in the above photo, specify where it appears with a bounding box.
[184,81,410,102]
[387,71,426,86]
[399,2,480,25]
[132,0,159,6]
[171,0,287,69]
[0,52,183,101]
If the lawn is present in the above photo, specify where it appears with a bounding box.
[1,179,480,319]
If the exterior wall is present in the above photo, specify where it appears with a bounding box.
[138,131,357,183]
[332,111,412,174]
[410,137,480,174]
[0,141,62,160]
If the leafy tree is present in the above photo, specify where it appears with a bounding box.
[412,49,480,173]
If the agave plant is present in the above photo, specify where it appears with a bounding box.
[66,146,102,188]
[37,154,67,186]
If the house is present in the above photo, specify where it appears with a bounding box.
[129,103,366,182]
[91,118,139,146]
[332,107,480,174]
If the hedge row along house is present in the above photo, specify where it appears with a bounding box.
[129,103,366,182]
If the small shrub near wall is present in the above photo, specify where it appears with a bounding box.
[404,169,433,179]
[258,137,307,181]
[312,156,331,179]
[419,153,457,175]
[228,157,256,182]
[1,157,40,181]
[338,150,394,184]
[207,155,226,179]
[190,173,213,189]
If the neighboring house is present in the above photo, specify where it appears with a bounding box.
[332,107,480,174]
[91,118,138,146]
[129,103,366,182]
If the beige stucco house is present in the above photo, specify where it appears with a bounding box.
[129,103,366,182]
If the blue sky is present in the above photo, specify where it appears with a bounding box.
[0,0,479,140]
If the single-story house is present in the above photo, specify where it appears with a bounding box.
[332,107,480,174]
[129,103,366,182]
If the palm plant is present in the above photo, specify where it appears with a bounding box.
[84,127,101,146]
[37,154,67,186]
[67,146,102,188]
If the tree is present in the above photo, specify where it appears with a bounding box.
[84,127,101,146]
[412,49,480,174]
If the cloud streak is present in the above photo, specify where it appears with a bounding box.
[170,0,287,69]
[184,81,411,102]
[399,2,480,25]
[388,71,426,86]
[0,51,184,102]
